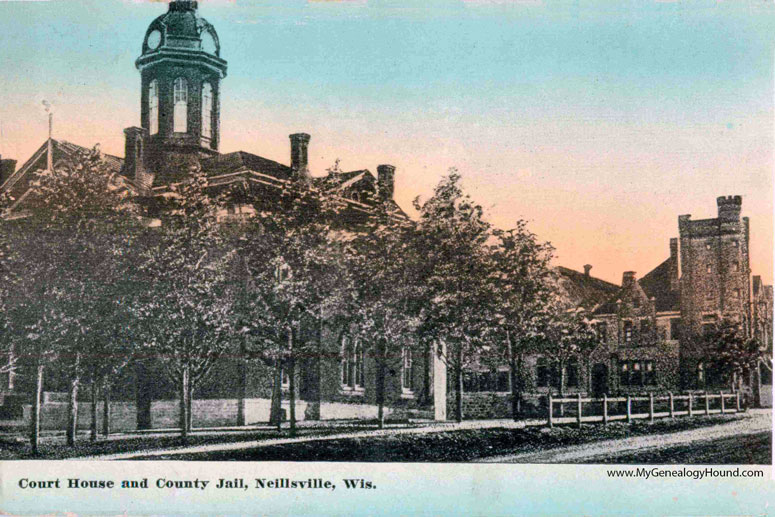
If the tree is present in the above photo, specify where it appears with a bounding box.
[349,200,422,428]
[413,170,493,422]
[487,221,555,419]
[135,170,234,442]
[0,193,19,383]
[5,147,140,447]
[705,318,766,392]
[235,176,353,435]
[538,300,599,397]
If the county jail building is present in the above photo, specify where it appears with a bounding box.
[0,1,772,429]
[459,196,773,419]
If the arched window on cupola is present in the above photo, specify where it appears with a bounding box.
[148,80,159,135]
[201,82,213,142]
[173,77,189,133]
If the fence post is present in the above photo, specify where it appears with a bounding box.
[649,393,654,423]
[669,392,674,418]
[720,391,725,414]
[736,391,741,412]
[603,394,609,425]
[577,393,582,428]
[548,394,553,428]
[704,392,710,415]
[688,393,693,417]
[626,394,632,423]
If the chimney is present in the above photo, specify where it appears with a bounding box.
[717,195,742,222]
[0,157,16,187]
[583,264,592,277]
[0,156,16,187]
[622,271,636,289]
[123,127,152,189]
[377,164,395,200]
[669,238,679,291]
[290,133,310,178]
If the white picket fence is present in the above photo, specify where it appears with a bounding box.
[547,391,742,427]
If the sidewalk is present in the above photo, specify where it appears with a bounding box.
[73,417,546,460]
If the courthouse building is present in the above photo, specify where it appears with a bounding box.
[0,1,771,427]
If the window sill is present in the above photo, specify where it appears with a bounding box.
[340,387,365,396]
[401,390,415,399]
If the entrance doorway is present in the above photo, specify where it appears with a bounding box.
[591,363,608,398]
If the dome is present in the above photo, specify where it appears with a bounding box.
[141,0,221,57]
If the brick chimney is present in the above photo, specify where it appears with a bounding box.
[290,133,310,178]
[669,238,679,291]
[622,271,636,289]
[0,156,17,187]
[377,164,395,200]
[583,264,592,277]
[123,127,152,189]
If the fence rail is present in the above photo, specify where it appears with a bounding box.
[547,391,742,427]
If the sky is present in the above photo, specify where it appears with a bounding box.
[0,0,772,285]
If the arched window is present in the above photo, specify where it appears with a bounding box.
[341,337,364,390]
[148,80,159,135]
[173,77,188,133]
[201,82,213,141]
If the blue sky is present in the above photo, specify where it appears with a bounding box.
[0,0,772,283]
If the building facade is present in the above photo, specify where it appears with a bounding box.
[0,0,434,429]
[0,1,771,425]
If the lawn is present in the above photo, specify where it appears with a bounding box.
[0,424,381,460]
[580,431,772,464]
[132,414,762,463]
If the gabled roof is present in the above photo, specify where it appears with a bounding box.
[638,256,680,312]
[1,139,127,214]
[555,266,620,312]
[593,255,680,315]
[201,151,293,181]
[315,170,374,191]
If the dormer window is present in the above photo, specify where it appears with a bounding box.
[201,82,213,142]
[173,77,189,133]
[149,80,159,135]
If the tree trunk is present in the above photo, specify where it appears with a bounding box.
[376,339,386,429]
[186,379,194,433]
[30,364,44,455]
[102,376,110,437]
[507,331,519,421]
[288,327,297,437]
[179,366,190,443]
[236,341,247,427]
[90,378,98,442]
[455,345,463,423]
[66,356,81,446]
[269,354,283,430]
